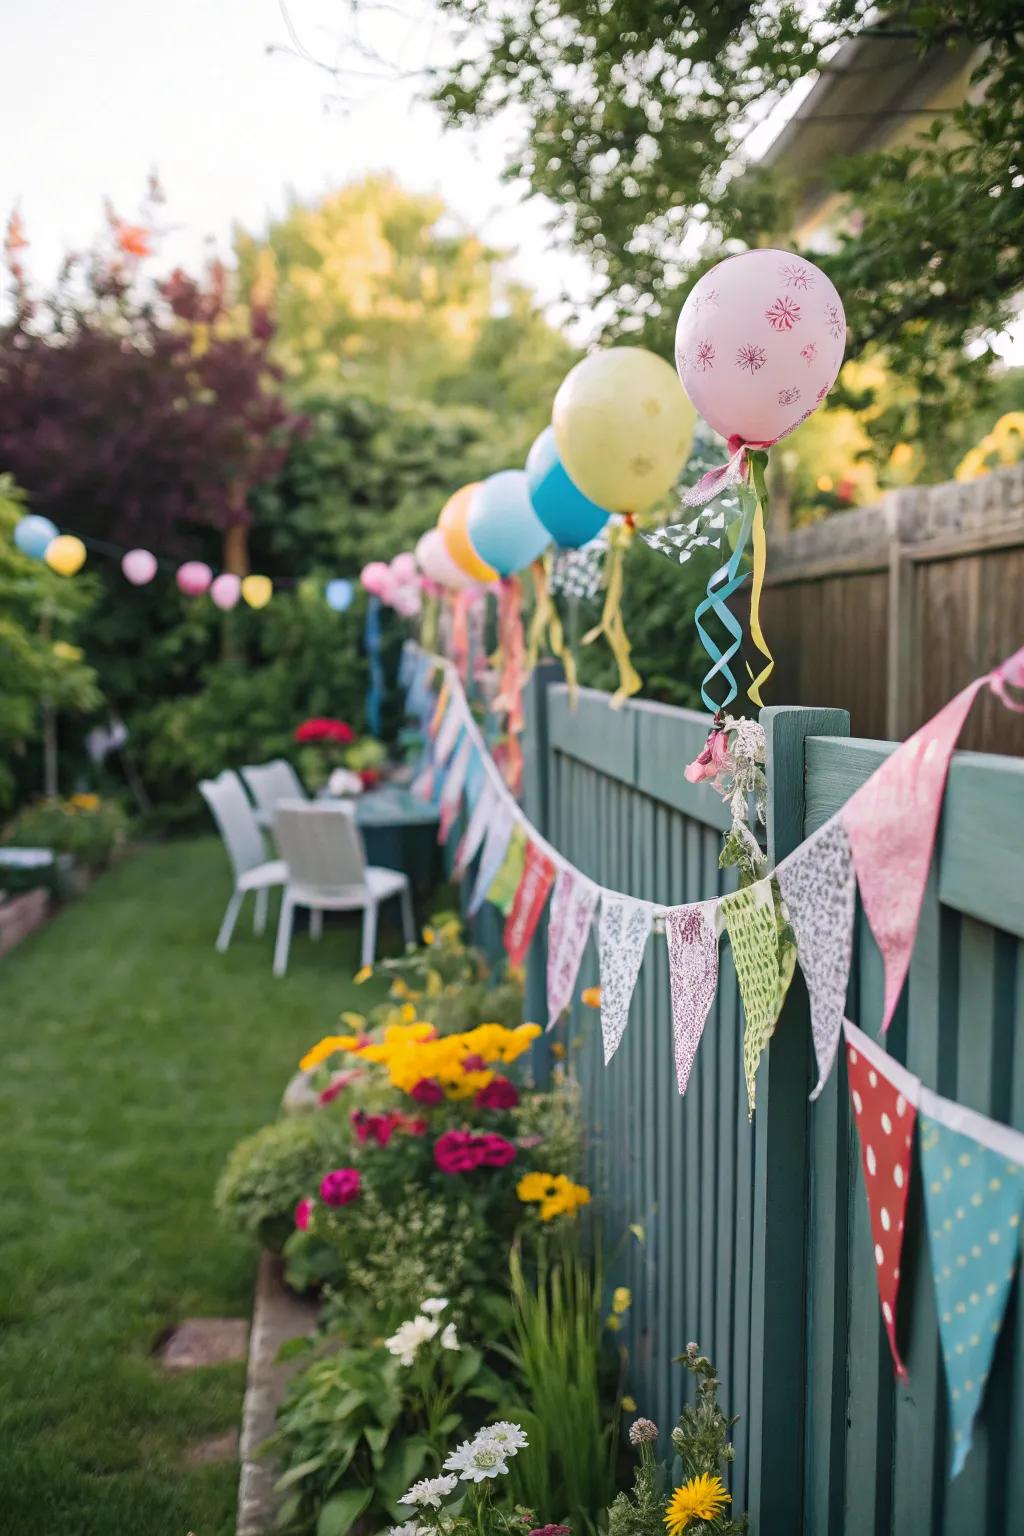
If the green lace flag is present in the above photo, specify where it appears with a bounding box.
[487,824,527,916]
[720,878,783,1118]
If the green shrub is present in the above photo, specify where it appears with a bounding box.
[3,794,129,870]
[214,1112,352,1250]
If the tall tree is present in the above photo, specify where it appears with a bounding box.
[432,1,1024,457]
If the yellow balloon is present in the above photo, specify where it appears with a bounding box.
[44,534,87,576]
[552,347,695,513]
[241,574,273,609]
[439,483,497,583]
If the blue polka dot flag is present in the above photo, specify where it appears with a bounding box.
[918,1087,1024,1478]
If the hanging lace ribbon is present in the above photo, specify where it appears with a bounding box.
[583,518,641,708]
[526,556,579,705]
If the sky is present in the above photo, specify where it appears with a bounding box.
[0,0,598,318]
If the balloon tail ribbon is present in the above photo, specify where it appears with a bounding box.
[364,595,384,737]
[527,556,579,706]
[745,450,774,708]
[693,495,755,712]
[582,517,642,709]
[451,588,476,683]
[420,585,439,654]
[494,577,527,792]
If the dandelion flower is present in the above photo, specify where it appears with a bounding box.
[664,1474,731,1534]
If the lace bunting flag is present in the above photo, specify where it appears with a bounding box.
[467,808,514,916]
[842,677,985,1032]
[664,901,721,1095]
[437,735,472,845]
[777,819,856,1098]
[549,541,605,601]
[639,502,732,566]
[453,780,495,879]
[546,867,599,1029]
[598,893,654,1065]
[505,841,557,967]
[720,878,782,1118]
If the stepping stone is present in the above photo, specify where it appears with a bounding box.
[160,1317,249,1371]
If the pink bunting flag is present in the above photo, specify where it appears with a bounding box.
[505,841,557,967]
[546,867,599,1029]
[777,818,856,1099]
[453,780,496,878]
[598,893,654,1064]
[432,696,464,770]
[841,676,985,1032]
[843,1021,920,1380]
[438,736,472,845]
[411,763,435,803]
[664,901,721,1096]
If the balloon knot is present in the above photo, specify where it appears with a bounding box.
[623,511,636,533]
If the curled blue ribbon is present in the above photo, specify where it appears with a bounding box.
[693,497,755,712]
[364,595,384,737]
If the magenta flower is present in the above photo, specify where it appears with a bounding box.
[411,1077,444,1105]
[476,1076,520,1110]
[319,1167,361,1206]
[294,1198,312,1231]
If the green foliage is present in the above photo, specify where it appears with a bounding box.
[0,477,102,809]
[607,1433,666,1536]
[214,1111,353,1249]
[501,1245,620,1532]
[667,1346,748,1535]
[433,1,1024,464]
[2,793,129,870]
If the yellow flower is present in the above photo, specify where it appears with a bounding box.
[53,641,84,663]
[581,986,601,1009]
[340,1012,366,1031]
[664,1475,731,1534]
[536,1174,592,1222]
[69,792,99,810]
[390,978,410,999]
[612,1286,632,1315]
[621,1395,637,1412]
[605,1314,621,1331]
[299,1034,360,1072]
[400,1002,417,1023]
[422,925,435,945]
[550,1042,567,1060]
[354,965,373,984]
[517,1171,560,1204]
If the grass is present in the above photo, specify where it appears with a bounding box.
[0,836,400,1536]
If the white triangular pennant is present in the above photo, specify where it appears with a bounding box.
[598,893,653,1064]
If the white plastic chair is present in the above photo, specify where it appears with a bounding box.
[199,771,287,951]
[240,759,308,830]
[271,800,415,977]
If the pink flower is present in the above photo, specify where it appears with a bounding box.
[476,1133,518,1168]
[351,1109,399,1146]
[411,1077,444,1105]
[318,1069,361,1107]
[476,1076,520,1110]
[460,1053,488,1073]
[294,1198,312,1231]
[396,1113,428,1137]
[434,1130,481,1174]
[529,1526,571,1536]
[683,728,731,786]
[319,1167,361,1206]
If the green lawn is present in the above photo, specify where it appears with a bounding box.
[0,836,397,1536]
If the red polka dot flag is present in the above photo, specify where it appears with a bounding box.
[844,1021,920,1378]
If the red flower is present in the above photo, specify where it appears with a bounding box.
[320,1167,361,1206]
[477,1133,518,1167]
[294,1197,312,1231]
[294,717,356,745]
[411,1077,444,1105]
[434,1130,482,1174]
[476,1076,520,1110]
[461,1053,488,1073]
[351,1109,400,1146]
[529,1525,571,1536]
[359,768,381,789]
[401,1116,429,1137]
[318,1068,361,1106]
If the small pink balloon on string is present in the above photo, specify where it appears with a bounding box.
[122,548,157,586]
[675,248,846,447]
[210,573,241,611]
[390,551,417,585]
[176,560,213,596]
[360,561,390,596]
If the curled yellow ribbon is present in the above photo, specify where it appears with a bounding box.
[583,519,642,708]
[745,452,775,708]
[527,556,579,706]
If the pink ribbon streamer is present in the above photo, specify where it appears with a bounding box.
[989,643,1024,712]
[842,676,986,1033]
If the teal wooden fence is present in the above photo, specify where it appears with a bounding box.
[511,668,1024,1534]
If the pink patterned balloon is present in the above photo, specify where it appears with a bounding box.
[360,561,390,596]
[210,572,241,611]
[122,548,157,586]
[176,560,213,597]
[675,249,846,444]
[414,528,473,591]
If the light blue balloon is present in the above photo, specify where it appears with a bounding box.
[525,426,610,549]
[467,469,551,577]
[326,577,354,612]
[14,515,59,560]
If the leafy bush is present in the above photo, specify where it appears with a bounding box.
[214,1112,352,1251]
[3,794,129,870]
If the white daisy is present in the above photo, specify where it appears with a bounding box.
[400,1474,458,1509]
[477,1421,528,1455]
[388,1523,424,1536]
[440,1322,460,1351]
[420,1297,449,1315]
[386,1314,440,1366]
[443,1434,510,1482]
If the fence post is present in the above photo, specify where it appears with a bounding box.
[520,661,563,1083]
[746,704,849,1533]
